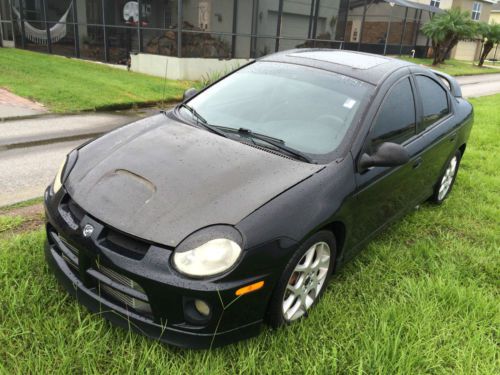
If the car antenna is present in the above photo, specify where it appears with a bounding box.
[160,57,169,114]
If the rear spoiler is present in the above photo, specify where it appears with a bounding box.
[431,70,462,98]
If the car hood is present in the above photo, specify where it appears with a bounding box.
[66,114,323,247]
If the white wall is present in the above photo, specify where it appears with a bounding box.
[451,40,481,61]
[130,53,252,80]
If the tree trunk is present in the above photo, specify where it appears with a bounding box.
[479,41,493,67]
[440,37,459,64]
[432,41,441,65]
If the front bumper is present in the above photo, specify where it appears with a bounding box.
[44,187,283,348]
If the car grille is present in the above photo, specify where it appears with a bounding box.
[97,264,146,294]
[98,284,151,314]
[49,229,152,316]
[60,237,79,271]
[95,263,152,314]
[60,195,150,260]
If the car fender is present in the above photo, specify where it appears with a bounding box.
[236,157,356,261]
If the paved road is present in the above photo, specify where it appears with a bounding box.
[0,139,89,206]
[0,110,155,207]
[1,112,138,149]
[455,73,500,98]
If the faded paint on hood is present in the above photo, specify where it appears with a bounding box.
[66,114,323,247]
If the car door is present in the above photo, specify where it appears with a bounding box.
[347,75,423,250]
[409,73,456,201]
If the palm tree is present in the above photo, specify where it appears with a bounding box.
[477,22,500,67]
[422,9,476,66]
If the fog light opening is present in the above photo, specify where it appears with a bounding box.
[194,299,211,316]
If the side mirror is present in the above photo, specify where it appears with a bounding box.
[183,88,198,101]
[359,142,410,171]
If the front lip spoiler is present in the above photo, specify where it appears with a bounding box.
[45,242,262,349]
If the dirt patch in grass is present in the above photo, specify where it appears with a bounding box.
[0,203,44,238]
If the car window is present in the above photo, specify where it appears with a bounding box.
[415,75,449,130]
[182,62,371,160]
[370,77,416,150]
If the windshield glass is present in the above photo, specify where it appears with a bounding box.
[182,62,371,159]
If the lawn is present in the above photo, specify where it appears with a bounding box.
[0,49,193,112]
[1,95,499,373]
[397,57,500,76]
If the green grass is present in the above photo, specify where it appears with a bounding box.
[397,57,500,76]
[1,95,499,373]
[0,49,193,112]
[0,216,25,233]
[0,197,43,211]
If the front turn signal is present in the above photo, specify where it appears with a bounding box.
[235,281,265,296]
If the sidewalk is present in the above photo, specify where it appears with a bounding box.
[0,88,48,119]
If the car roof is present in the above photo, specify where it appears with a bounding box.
[259,49,414,86]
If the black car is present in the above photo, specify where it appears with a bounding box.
[44,49,473,348]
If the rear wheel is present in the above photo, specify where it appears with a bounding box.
[266,231,335,328]
[431,149,462,204]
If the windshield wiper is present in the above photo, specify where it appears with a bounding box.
[177,103,228,138]
[175,108,313,163]
[219,126,314,163]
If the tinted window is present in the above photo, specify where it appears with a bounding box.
[416,75,449,129]
[370,78,416,149]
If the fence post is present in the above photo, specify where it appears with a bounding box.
[275,0,283,52]
[177,0,182,57]
[18,0,26,48]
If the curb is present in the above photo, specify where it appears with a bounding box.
[0,112,54,123]
[0,99,182,123]
[0,100,178,123]
[0,131,104,152]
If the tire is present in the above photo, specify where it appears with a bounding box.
[430,149,462,204]
[266,230,336,328]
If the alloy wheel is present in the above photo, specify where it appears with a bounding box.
[438,156,458,201]
[282,241,331,321]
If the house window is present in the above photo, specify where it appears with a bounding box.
[472,2,482,21]
[430,0,440,8]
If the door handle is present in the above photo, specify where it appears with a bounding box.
[449,132,457,142]
[412,157,423,169]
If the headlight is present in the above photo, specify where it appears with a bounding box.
[52,158,66,193]
[173,238,242,277]
[52,150,78,194]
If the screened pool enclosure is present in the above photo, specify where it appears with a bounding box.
[0,0,441,65]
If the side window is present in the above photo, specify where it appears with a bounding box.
[416,75,449,130]
[370,77,416,149]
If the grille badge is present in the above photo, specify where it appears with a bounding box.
[82,224,94,237]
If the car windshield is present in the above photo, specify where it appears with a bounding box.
[180,61,371,160]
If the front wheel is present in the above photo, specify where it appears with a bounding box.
[431,149,462,204]
[266,231,336,328]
